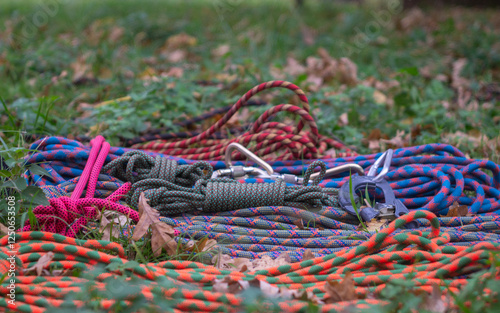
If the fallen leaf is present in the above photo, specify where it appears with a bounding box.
[213,252,291,271]
[98,210,129,241]
[108,26,125,43]
[0,223,8,235]
[398,7,425,31]
[24,252,54,276]
[247,279,281,298]
[166,50,187,63]
[212,44,230,57]
[338,113,349,126]
[213,276,241,293]
[300,24,316,46]
[361,218,388,232]
[283,57,307,77]
[380,130,408,149]
[420,284,448,313]
[323,272,358,303]
[98,212,118,241]
[133,193,177,257]
[70,53,96,84]
[165,67,184,78]
[451,58,469,90]
[183,237,218,254]
[50,269,70,276]
[294,219,305,230]
[444,201,469,217]
[302,249,315,261]
[373,90,387,104]
[338,57,358,86]
[104,210,130,227]
[164,33,197,50]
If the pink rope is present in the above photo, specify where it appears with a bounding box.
[22,136,140,237]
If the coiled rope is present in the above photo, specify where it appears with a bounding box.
[6,80,500,312]
[130,81,355,160]
[21,137,500,262]
[25,137,500,216]
[1,211,499,312]
[21,136,140,237]
[102,151,338,215]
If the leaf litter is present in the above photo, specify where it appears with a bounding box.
[132,193,178,257]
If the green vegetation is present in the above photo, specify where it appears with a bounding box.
[0,0,499,158]
[1,0,500,311]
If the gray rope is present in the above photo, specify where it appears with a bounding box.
[102,150,213,186]
[112,159,338,216]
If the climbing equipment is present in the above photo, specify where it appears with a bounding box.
[4,80,500,312]
[22,136,139,237]
[338,149,412,223]
[130,81,356,161]
[1,211,499,312]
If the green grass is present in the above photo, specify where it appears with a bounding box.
[0,0,499,158]
[1,0,500,311]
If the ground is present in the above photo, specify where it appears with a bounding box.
[0,0,499,160]
[1,1,500,312]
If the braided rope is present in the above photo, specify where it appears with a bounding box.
[114,158,338,215]
[2,211,499,312]
[130,81,357,160]
[22,136,140,237]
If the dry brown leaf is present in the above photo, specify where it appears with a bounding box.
[50,269,70,276]
[70,53,95,84]
[212,44,230,58]
[214,252,291,272]
[338,113,349,126]
[98,210,129,241]
[444,201,470,217]
[276,48,359,90]
[302,249,315,261]
[420,284,448,313]
[166,50,187,63]
[398,7,425,31]
[373,90,387,104]
[283,57,307,77]
[133,193,177,257]
[0,223,9,235]
[300,24,316,46]
[293,219,305,230]
[380,130,408,149]
[165,67,184,78]
[98,212,118,241]
[108,26,125,43]
[362,219,388,232]
[164,33,197,50]
[451,58,469,90]
[338,57,358,86]
[323,272,358,303]
[183,237,218,254]
[247,279,281,298]
[212,276,240,294]
[24,252,54,276]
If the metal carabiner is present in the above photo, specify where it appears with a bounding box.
[367,149,393,182]
[211,143,274,179]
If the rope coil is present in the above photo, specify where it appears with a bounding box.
[122,160,338,215]
[102,150,213,185]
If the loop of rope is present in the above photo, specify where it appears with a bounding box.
[119,159,337,215]
[102,150,213,185]
[130,81,356,160]
[22,136,140,237]
[3,211,500,312]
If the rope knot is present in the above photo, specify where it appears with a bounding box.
[22,183,138,237]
